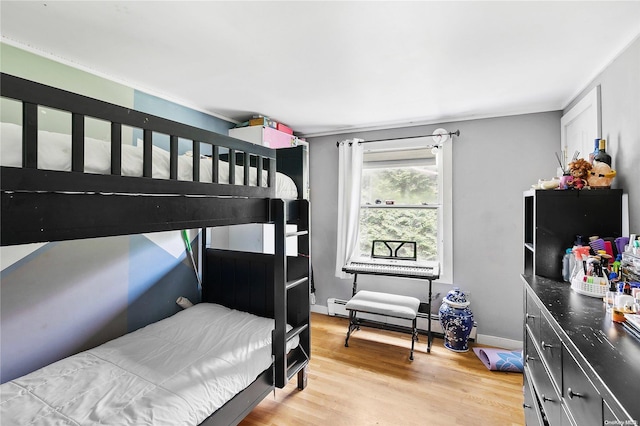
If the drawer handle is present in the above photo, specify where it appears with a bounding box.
[541,394,554,403]
[526,313,536,319]
[523,403,532,409]
[567,388,583,399]
[541,341,553,350]
[526,354,536,361]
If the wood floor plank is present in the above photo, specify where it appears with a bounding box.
[241,313,524,426]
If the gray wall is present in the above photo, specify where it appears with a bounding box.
[564,36,639,232]
[307,112,561,342]
[1,235,201,383]
[307,36,639,343]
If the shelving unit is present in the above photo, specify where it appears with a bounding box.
[523,189,622,280]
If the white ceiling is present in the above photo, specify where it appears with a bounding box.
[1,1,639,136]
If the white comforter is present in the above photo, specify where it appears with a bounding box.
[0,303,295,425]
[0,122,298,199]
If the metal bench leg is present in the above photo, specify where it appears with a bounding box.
[409,317,417,360]
[345,310,357,347]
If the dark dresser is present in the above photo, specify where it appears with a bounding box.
[522,274,640,425]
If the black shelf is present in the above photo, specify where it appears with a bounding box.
[523,189,622,280]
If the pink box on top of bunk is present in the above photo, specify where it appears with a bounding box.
[276,122,293,135]
[229,125,299,149]
[264,127,298,148]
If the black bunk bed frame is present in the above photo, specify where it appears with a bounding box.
[0,73,311,426]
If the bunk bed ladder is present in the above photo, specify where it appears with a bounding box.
[272,198,311,390]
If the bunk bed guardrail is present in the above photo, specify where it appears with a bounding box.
[0,72,282,245]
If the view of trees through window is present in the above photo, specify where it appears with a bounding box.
[359,163,439,261]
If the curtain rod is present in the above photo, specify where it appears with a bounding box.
[336,130,460,147]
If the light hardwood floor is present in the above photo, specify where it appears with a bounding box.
[241,312,524,426]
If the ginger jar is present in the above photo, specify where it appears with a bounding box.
[439,287,474,352]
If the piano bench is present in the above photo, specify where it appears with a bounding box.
[344,290,421,360]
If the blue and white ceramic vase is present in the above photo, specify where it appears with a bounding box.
[439,287,474,352]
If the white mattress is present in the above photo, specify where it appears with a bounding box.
[0,303,298,425]
[0,122,299,199]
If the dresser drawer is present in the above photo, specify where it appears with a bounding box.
[525,290,541,342]
[539,312,562,392]
[523,366,543,426]
[562,345,602,426]
[526,332,562,425]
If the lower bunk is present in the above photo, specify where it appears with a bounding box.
[0,244,311,426]
[0,302,297,426]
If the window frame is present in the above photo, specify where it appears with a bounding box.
[356,136,453,283]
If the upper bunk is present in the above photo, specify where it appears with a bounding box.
[0,73,307,246]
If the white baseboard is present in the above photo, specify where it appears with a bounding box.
[475,334,523,350]
[310,304,329,315]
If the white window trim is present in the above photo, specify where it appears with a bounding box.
[360,136,453,284]
[440,137,453,284]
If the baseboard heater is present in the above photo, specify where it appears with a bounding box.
[327,298,477,341]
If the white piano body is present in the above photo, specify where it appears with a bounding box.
[343,257,440,280]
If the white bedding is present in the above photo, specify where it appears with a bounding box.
[0,303,297,426]
[0,122,299,199]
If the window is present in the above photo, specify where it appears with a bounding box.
[356,136,453,282]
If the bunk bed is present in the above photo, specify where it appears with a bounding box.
[0,73,311,426]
